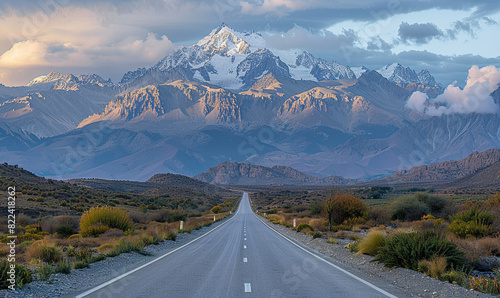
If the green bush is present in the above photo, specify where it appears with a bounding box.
[211,206,222,214]
[448,220,491,238]
[373,231,466,271]
[55,225,74,238]
[390,195,429,221]
[453,207,494,225]
[312,232,322,239]
[54,259,71,274]
[448,207,494,238]
[296,223,314,232]
[440,270,466,284]
[80,206,132,237]
[0,260,33,289]
[36,264,53,281]
[73,260,89,269]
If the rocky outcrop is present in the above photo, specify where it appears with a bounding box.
[194,161,356,186]
[380,149,500,184]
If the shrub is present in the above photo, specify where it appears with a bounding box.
[80,206,132,237]
[373,231,466,271]
[36,264,53,281]
[449,207,494,238]
[98,243,114,255]
[440,270,466,284]
[346,241,359,253]
[211,206,222,214]
[75,248,93,261]
[357,231,386,256]
[448,220,491,239]
[296,223,314,232]
[0,260,32,289]
[453,207,494,225]
[26,240,61,264]
[54,259,71,274]
[325,194,368,227]
[312,232,322,239]
[327,238,338,244]
[73,260,89,269]
[466,276,500,295]
[390,195,429,221]
[107,237,145,257]
[417,257,447,279]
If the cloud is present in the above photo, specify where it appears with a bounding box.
[406,65,500,116]
[264,25,357,52]
[398,22,443,45]
[0,7,175,86]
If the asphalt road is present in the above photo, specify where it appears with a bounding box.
[76,193,403,298]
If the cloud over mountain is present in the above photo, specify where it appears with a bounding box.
[406,65,500,116]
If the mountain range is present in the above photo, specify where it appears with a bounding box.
[0,23,498,182]
[376,149,500,187]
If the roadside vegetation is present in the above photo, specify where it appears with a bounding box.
[0,164,240,289]
[254,190,500,295]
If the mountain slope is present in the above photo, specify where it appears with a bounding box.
[378,149,500,184]
[194,161,356,186]
[446,161,500,190]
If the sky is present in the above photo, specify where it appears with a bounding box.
[0,0,499,87]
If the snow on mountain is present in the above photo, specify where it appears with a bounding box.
[27,71,113,90]
[121,24,355,90]
[376,63,441,88]
[351,66,368,78]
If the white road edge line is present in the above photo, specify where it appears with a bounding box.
[244,283,252,293]
[254,211,398,298]
[75,198,242,298]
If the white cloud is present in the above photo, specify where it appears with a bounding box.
[0,7,175,86]
[406,65,500,115]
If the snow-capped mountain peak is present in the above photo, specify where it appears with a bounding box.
[376,63,440,88]
[27,71,113,89]
[122,24,356,90]
[196,23,251,56]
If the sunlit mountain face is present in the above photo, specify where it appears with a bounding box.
[0,23,499,181]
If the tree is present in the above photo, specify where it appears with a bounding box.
[325,194,368,227]
[324,196,335,231]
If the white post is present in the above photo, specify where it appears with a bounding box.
[293,218,296,228]
[180,220,184,231]
[264,212,266,216]
[230,211,232,214]
[213,215,216,221]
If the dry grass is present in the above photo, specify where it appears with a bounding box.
[357,231,386,256]
[418,257,448,279]
[26,240,61,264]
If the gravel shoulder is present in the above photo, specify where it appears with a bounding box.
[258,214,496,298]
[0,216,234,298]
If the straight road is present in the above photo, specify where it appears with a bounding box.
[76,193,402,297]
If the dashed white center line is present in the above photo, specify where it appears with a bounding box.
[243,257,247,262]
[244,245,247,249]
[244,283,252,293]
[244,238,247,241]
